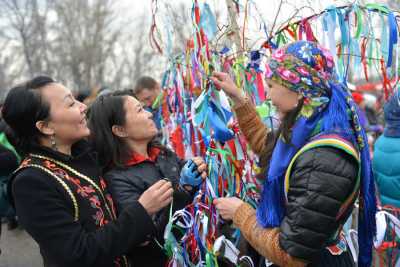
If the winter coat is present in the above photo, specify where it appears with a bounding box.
[373,135,400,208]
[104,146,193,267]
[10,141,155,267]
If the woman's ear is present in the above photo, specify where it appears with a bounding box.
[35,120,55,136]
[112,125,128,138]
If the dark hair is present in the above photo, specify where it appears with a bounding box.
[1,76,55,155]
[88,93,129,169]
[257,99,303,179]
[88,91,167,171]
[133,76,158,95]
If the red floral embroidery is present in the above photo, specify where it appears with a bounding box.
[23,156,127,267]
[20,158,32,167]
[100,177,118,217]
[41,159,109,228]
[100,178,107,191]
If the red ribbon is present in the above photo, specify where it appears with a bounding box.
[361,37,369,82]
[170,125,185,159]
[380,58,393,100]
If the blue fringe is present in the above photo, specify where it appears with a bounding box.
[357,121,377,267]
[256,80,377,267]
[256,176,285,228]
[323,83,352,135]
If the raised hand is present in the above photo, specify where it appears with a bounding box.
[210,71,246,105]
[138,179,173,216]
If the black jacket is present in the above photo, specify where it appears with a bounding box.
[279,146,358,266]
[11,141,156,267]
[105,147,193,267]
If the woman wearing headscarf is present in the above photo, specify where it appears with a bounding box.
[211,41,376,267]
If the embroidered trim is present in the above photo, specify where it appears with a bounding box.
[17,164,79,221]
[30,154,116,220]
[20,155,129,267]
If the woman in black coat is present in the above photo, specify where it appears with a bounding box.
[88,91,207,267]
[211,41,376,267]
[1,76,174,267]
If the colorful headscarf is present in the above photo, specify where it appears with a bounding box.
[258,41,376,267]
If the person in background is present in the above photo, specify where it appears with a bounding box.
[83,86,112,107]
[373,91,400,208]
[352,92,370,130]
[0,119,20,255]
[132,76,163,130]
[363,93,379,126]
[0,112,20,232]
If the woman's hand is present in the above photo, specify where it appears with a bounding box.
[210,71,246,105]
[180,157,207,191]
[213,197,244,220]
[138,179,173,216]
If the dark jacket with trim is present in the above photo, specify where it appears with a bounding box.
[104,147,194,267]
[279,146,358,264]
[234,100,358,266]
[10,141,155,267]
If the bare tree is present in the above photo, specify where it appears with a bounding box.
[0,0,54,77]
[0,39,24,100]
[0,0,133,93]
[50,0,121,91]
[109,13,163,89]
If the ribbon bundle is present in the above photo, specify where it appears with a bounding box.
[152,1,268,265]
[151,1,400,266]
[263,3,400,99]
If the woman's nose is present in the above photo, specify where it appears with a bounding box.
[79,101,88,113]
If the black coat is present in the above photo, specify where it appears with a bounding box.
[105,147,193,267]
[11,141,156,267]
[279,146,359,266]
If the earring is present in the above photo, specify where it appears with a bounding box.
[50,135,58,151]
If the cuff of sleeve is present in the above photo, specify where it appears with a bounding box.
[233,202,256,229]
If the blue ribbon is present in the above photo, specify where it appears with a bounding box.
[208,101,234,142]
[199,3,218,40]
[387,11,398,68]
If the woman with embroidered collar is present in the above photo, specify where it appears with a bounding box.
[1,76,174,267]
[211,41,377,267]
